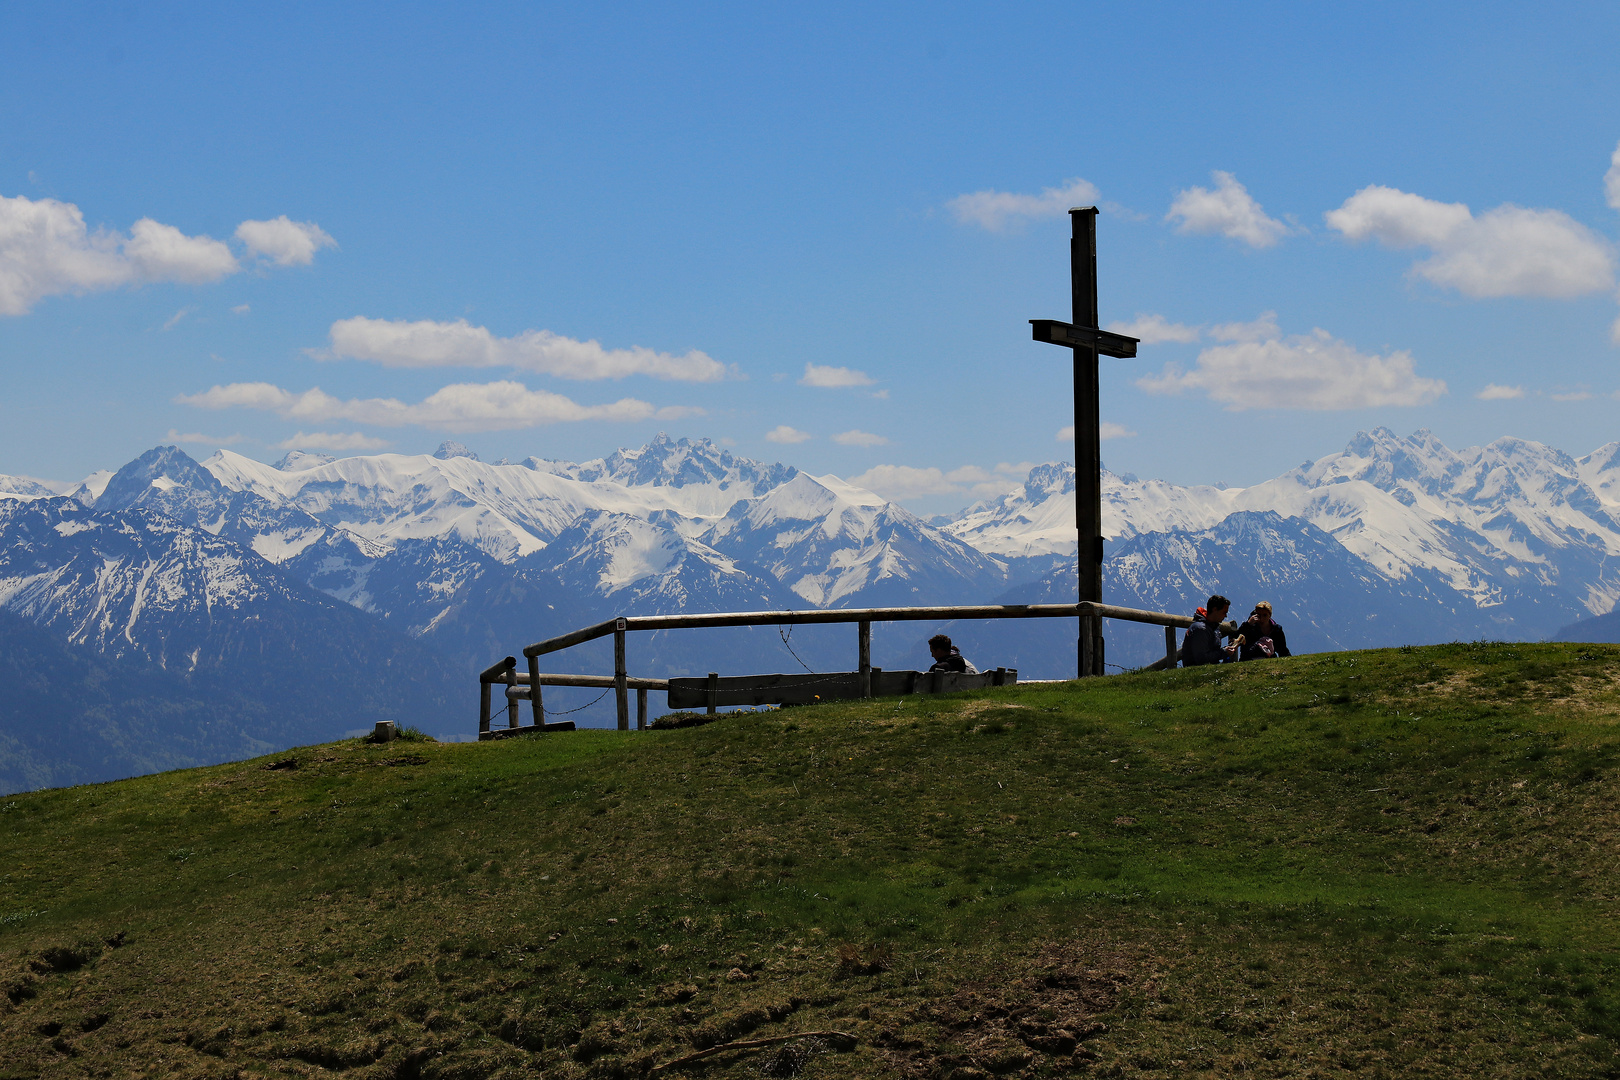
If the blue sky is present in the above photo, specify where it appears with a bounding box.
[3,1,1618,513]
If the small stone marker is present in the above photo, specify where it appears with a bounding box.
[372,720,397,743]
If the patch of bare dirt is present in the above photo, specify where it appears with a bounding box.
[955,701,1032,720]
[876,941,1137,1078]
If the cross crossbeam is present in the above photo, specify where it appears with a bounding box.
[1028,319,1137,358]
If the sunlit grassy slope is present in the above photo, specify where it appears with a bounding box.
[4,642,1620,1079]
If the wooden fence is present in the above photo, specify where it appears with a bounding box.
[479,601,1239,736]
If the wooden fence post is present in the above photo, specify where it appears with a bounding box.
[479,681,492,738]
[1164,626,1178,669]
[528,654,544,729]
[637,688,648,730]
[858,619,872,698]
[707,672,718,715]
[505,665,519,729]
[614,618,629,731]
[1080,615,1096,680]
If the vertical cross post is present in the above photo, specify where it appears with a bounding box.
[1071,207,1105,678]
[1165,625,1178,669]
[858,619,872,698]
[479,680,492,738]
[528,654,544,730]
[614,618,629,731]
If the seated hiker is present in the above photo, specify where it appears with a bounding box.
[928,633,979,674]
[1237,601,1291,661]
[1182,594,1242,666]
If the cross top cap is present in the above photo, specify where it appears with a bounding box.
[1069,206,1099,215]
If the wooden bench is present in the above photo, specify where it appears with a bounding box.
[666,668,1017,711]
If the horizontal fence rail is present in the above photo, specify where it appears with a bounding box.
[480,601,1240,735]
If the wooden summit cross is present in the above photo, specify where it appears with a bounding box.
[1030,207,1139,679]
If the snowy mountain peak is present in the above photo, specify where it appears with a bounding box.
[274,450,337,471]
[580,432,799,493]
[1024,462,1076,499]
[1309,427,1464,491]
[1578,443,1620,511]
[433,441,480,462]
[944,462,1079,562]
[95,446,224,513]
[0,474,64,501]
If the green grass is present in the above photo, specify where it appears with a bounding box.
[4,641,1620,1078]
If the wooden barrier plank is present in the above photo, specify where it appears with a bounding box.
[479,721,578,740]
[666,668,1016,709]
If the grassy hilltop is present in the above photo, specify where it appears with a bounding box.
[3,642,1620,1079]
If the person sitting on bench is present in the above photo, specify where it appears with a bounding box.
[928,634,978,674]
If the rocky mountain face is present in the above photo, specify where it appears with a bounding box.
[5,428,1620,789]
[949,427,1620,643]
[0,495,459,791]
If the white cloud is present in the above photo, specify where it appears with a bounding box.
[1607,140,1620,211]
[1104,313,1201,345]
[161,307,194,331]
[1057,422,1135,441]
[1476,383,1525,400]
[846,464,959,500]
[235,216,337,266]
[832,429,888,447]
[124,218,238,283]
[178,379,667,433]
[164,428,243,446]
[945,465,1029,498]
[1137,321,1446,411]
[1325,185,1614,298]
[947,177,1100,232]
[1210,311,1281,342]
[1551,390,1592,402]
[272,431,392,451]
[799,362,873,388]
[0,194,240,314]
[765,425,812,444]
[0,193,333,316]
[847,461,1032,502]
[1166,172,1289,248]
[324,316,725,382]
[652,405,707,420]
[232,304,251,315]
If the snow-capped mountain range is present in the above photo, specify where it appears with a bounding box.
[951,427,1620,632]
[3,427,1618,789]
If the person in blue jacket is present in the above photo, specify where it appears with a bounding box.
[1182,594,1241,666]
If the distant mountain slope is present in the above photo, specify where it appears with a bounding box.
[6,427,1620,762]
[0,498,461,790]
[705,472,1004,608]
[948,428,1620,637]
[0,609,270,793]
[943,510,1513,677]
[1554,610,1620,644]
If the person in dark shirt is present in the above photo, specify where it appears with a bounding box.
[927,634,978,673]
[1237,601,1291,660]
[1182,594,1241,666]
